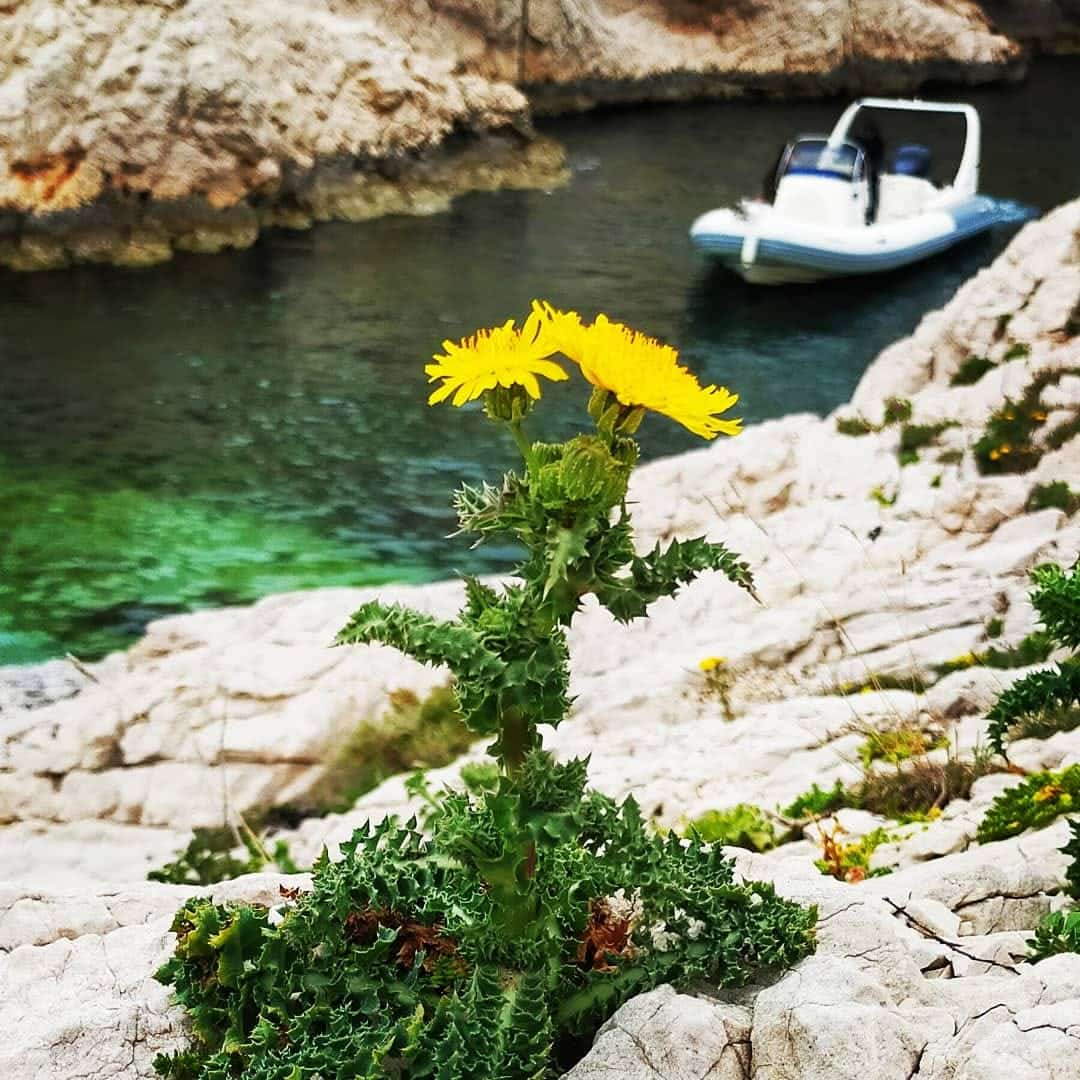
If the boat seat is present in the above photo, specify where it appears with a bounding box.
[876,174,938,223]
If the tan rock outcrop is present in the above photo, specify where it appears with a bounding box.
[0,0,566,270]
[0,0,1026,269]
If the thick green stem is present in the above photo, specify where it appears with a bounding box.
[500,705,531,776]
[508,419,535,472]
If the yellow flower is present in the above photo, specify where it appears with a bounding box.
[698,656,726,672]
[1033,783,1063,803]
[425,309,569,407]
[533,302,741,440]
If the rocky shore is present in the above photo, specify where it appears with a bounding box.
[0,198,1078,1075]
[2,0,1074,270]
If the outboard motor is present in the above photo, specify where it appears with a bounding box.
[891,144,933,179]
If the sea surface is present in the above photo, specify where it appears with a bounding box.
[2,59,1078,663]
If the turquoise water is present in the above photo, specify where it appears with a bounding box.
[1,60,1077,663]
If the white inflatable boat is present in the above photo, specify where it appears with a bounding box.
[690,98,1011,285]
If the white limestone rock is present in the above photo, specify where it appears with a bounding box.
[563,984,751,1080]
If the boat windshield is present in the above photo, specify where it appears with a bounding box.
[781,139,863,182]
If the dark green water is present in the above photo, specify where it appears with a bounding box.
[2,60,1078,664]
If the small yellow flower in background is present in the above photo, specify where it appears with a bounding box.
[859,685,874,695]
[425,309,569,407]
[698,656,726,672]
[947,652,979,669]
[1033,783,1063,803]
[533,301,741,440]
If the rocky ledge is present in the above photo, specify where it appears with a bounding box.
[1,201,1079,1075]
[0,0,1065,270]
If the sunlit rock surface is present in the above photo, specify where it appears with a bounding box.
[0,200,1078,1075]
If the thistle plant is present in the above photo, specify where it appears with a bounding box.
[154,303,816,1079]
[985,560,1080,757]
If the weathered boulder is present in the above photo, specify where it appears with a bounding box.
[561,984,751,1080]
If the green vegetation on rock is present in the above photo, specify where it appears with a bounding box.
[783,781,850,820]
[974,369,1080,475]
[977,765,1080,843]
[858,724,947,768]
[898,420,957,465]
[950,355,997,386]
[149,827,301,887]
[985,561,1080,756]
[1027,481,1080,516]
[1027,909,1080,962]
[815,825,894,883]
[1026,820,1080,962]
[684,803,781,852]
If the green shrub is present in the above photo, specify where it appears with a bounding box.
[858,724,946,768]
[856,758,992,821]
[837,416,874,436]
[153,304,815,1080]
[685,804,780,852]
[783,781,850,820]
[976,765,1080,843]
[1026,819,1080,961]
[156,792,816,1079]
[1065,819,1080,901]
[1027,909,1080,961]
[1003,342,1031,362]
[783,756,995,826]
[950,355,996,386]
[898,421,956,465]
[149,827,301,886]
[986,562,1080,755]
[974,369,1079,475]
[815,825,894,883]
[986,616,1005,639]
[882,397,913,425]
[1027,481,1080,516]
[982,630,1057,669]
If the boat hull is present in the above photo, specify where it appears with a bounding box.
[690,196,1007,284]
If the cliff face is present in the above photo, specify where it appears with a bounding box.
[436,0,1022,110]
[0,0,566,270]
[0,0,1050,269]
